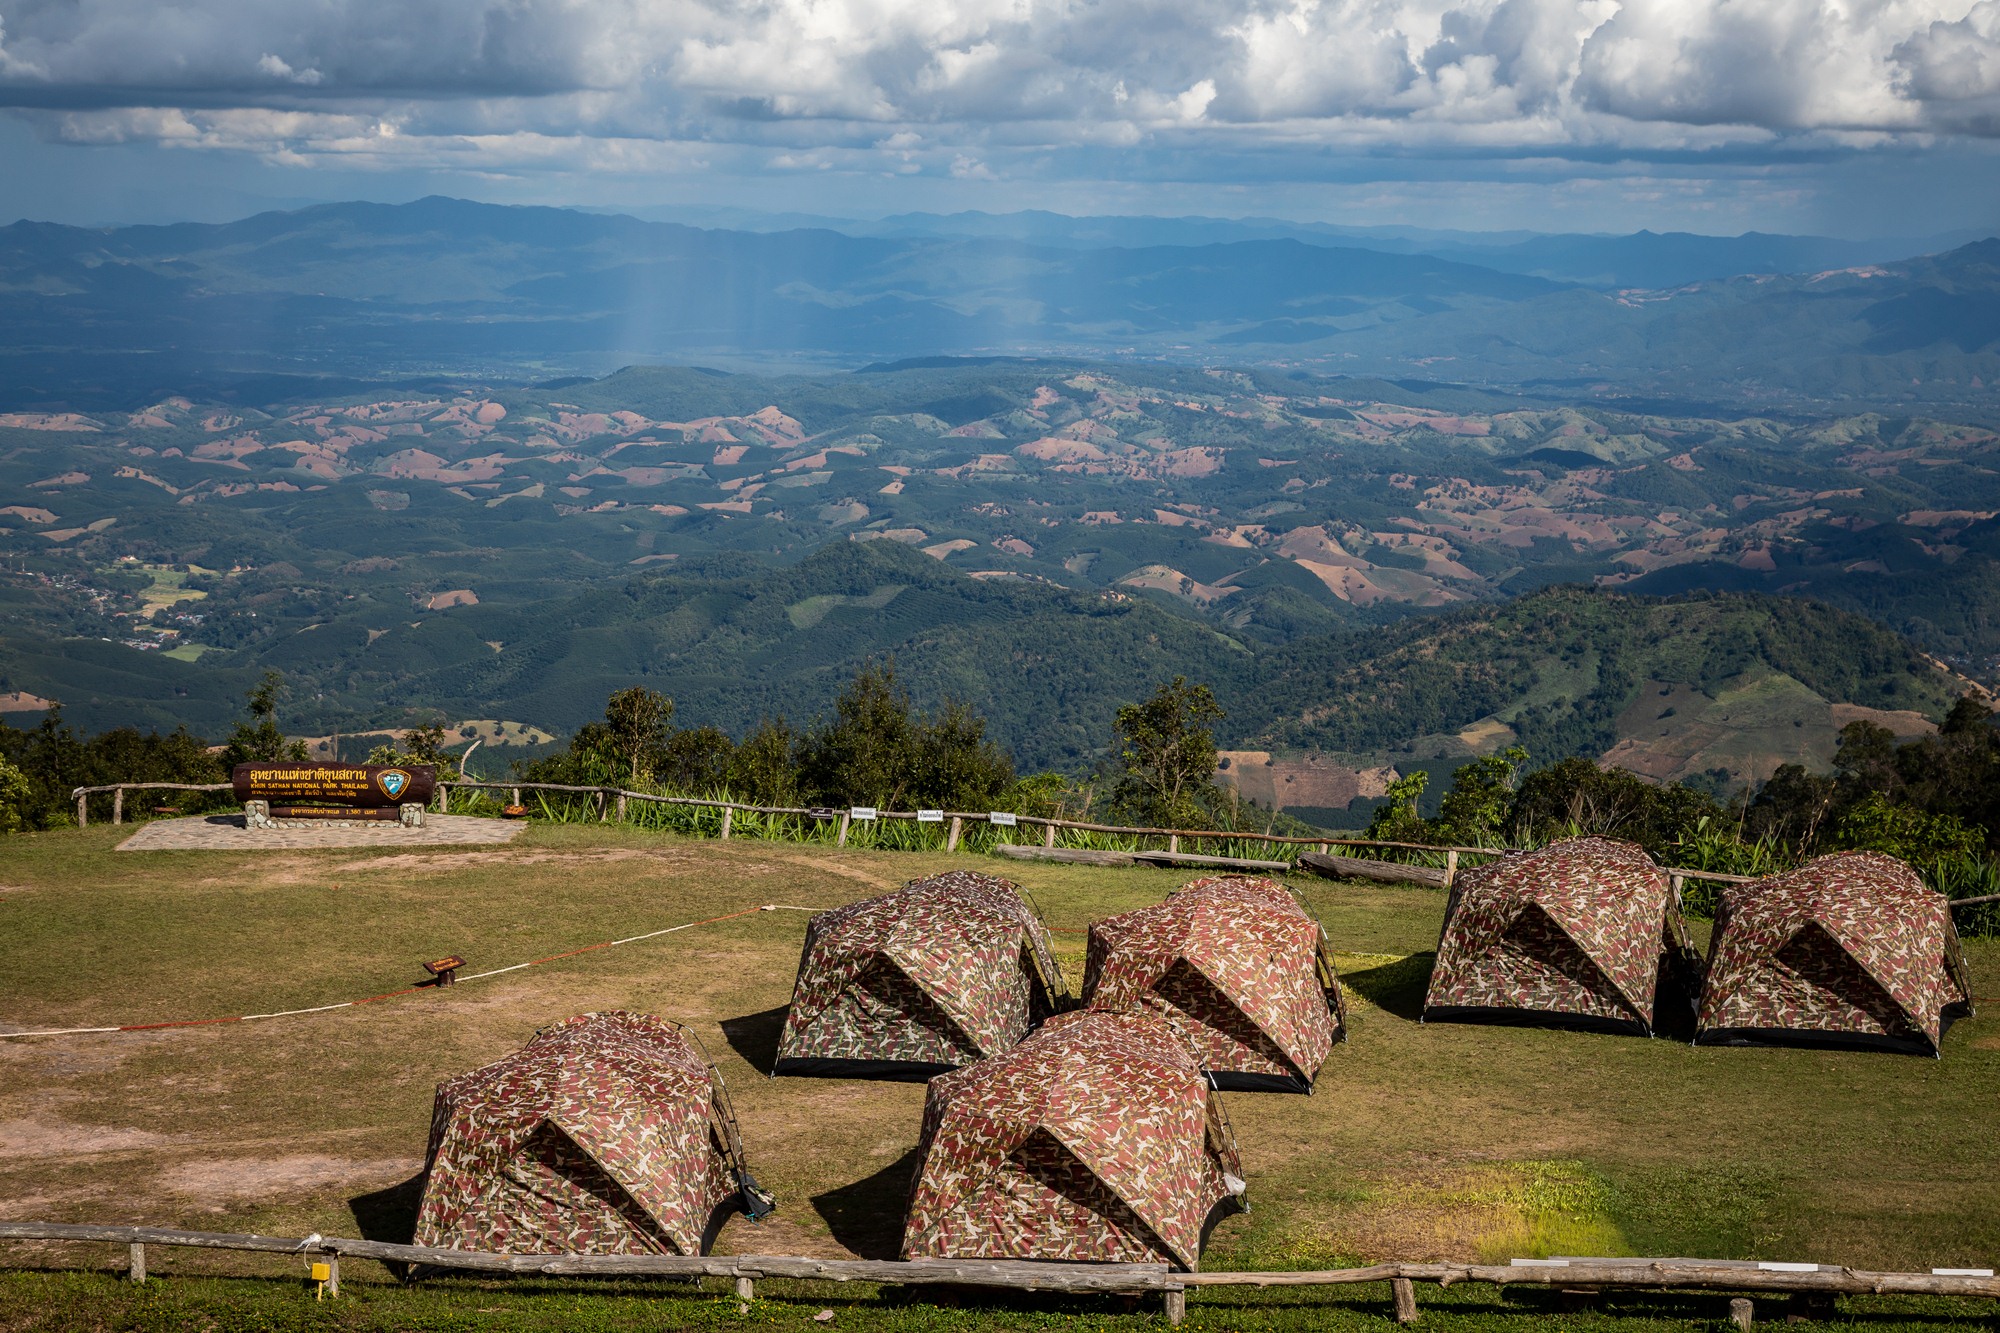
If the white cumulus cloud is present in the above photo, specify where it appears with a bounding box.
[2,0,1999,170]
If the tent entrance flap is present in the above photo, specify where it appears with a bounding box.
[1745,921,1931,1049]
[1010,1128,1186,1267]
[1500,902,1649,1030]
[491,1121,674,1253]
[1153,957,1309,1085]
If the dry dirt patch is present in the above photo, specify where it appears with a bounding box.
[0,1119,172,1159]
[158,1155,423,1202]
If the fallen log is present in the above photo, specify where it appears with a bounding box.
[1131,850,1291,873]
[991,845,1137,867]
[1297,851,1448,889]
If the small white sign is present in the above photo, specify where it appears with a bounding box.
[849,806,877,821]
[917,809,944,823]
[1934,1269,1994,1277]
[1756,1262,1819,1273]
[988,811,1018,826]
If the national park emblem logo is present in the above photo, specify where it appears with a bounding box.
[378,768,411,800]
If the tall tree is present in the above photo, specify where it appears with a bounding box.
[800,662,915,807]
[220,671,309,767]
[602,686,674,785]
[1111,677,1223,828]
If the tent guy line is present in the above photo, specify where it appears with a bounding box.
[0,903,829,1040]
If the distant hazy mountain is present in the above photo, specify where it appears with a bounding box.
[847,209,1984,288]
[0,196,1995,413]
[1275,238,2000,406]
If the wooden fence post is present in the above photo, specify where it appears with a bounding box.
[76,792,88,828]
[1730,1298,1754,1330]
[837,813,852,847]
[1164,1286,1186,1324]
[1044,822,1056,849]
[946,816,962,853]
[326,1250,341,1297]
[439,785,450,814]
[112,788,123,826]
[1393,1276,1418,1323]
[1168,833,1180,854]
[511,786,521,807]
[615,792,628,822]
[128,1242,145,1283]
[720,808,734,840]
[736,1275,754,1301]
[1444,850,1459,888]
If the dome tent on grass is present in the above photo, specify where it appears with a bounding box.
[901,1008,1248,1270]
[1081,874,1346,1092]
[1696,850,1974,1056]
[413,1011,774,1256]
[775,870,1068,1080]
[1422,836,1701,1036]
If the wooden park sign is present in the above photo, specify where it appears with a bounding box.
[232,762,436,820]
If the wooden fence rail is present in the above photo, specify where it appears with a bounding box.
[4,1221,1995,1326]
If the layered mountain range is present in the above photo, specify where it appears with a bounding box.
[1,198,1996,413]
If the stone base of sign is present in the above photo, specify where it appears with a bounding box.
[116,812,522,851]
[240,800,424,830]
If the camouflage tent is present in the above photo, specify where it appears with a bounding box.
[1423,836,1698,1035]
[776,870,1067,1079]
[1697,851,1974,1056]
[414,1011,773,1256]
[1081,875,1345,1092]
[902,1008,1246,1271]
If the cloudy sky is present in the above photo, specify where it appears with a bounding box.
[2,0,1999,236]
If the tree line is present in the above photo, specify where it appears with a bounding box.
[508,667,1262,831]
[1364,695,2000,891]
[0,666,1265,835]
[8,665,2000,904]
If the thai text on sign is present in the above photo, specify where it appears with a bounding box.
[231,762,437,808]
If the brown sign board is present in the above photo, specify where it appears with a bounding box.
[232,762,436,808]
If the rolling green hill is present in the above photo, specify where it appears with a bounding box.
[1,532,1960,795]
[1258,585,1955,779]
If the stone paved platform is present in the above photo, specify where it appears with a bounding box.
[116,813,526,851]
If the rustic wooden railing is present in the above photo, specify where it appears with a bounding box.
[69,782,229,828]
[3,1221,1995,1326]
[102,780,2000,909]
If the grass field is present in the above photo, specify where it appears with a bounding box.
[1,824,1997,1331]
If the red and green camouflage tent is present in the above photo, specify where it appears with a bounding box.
[1423,836,1698,1035]
[1081,875,1345,1092]
[414,1011,773,1256]
[902,1008,1247,1271]
[775,870,1067,1079]
[1697,850,1975,1056]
